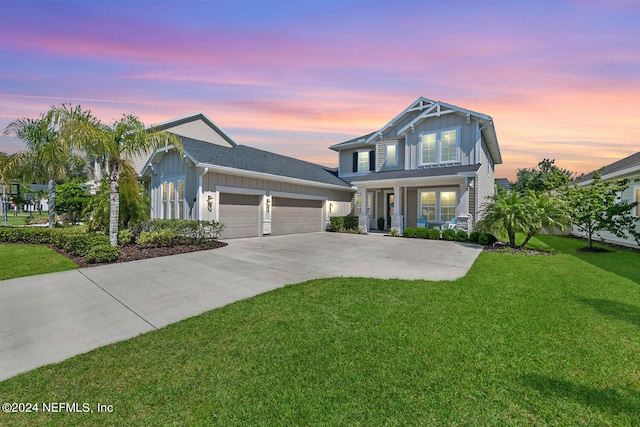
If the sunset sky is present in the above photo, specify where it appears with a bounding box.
[1,0,638,180]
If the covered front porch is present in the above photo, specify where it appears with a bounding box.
[352,171,477,234]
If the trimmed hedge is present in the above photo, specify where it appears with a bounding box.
[415,228,429,239]
[455,230,469,242]
[147,219,223,244]
[85,245,120,264]
[442,229,456,241]
[478,233,498,245]
[426,229,441,240]
[328,216,359,232]
[469,231,481,243]
[403,227,416,238]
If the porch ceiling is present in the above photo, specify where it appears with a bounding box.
[353,174,469,189]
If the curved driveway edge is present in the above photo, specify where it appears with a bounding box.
[0,232,482,381]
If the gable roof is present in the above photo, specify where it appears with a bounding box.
[155,112,238,147]
[572,151,640,185]
[143,137,353,190]
[328,97,502,164]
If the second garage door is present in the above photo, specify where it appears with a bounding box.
[271,198,323,235]
[219,193,260,238]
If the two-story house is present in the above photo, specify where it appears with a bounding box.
[329,97,502,233]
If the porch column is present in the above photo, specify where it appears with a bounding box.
[391,185,404,234]
[358,189,368,233]
[457,181,471,232]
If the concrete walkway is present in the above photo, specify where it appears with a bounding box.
[0,232,482,381]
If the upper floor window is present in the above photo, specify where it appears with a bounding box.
[352,150,375,173]
[420,128,459,165]
[386,143,398,165]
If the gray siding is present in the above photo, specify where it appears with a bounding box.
[403,114,477,170]
[571,171,640,248]
[406,188,418,228]
[165,121,234,147]
[377,140,405,172]
[202,172,353,202]
[475,141,495,222]
[150,150,197,219]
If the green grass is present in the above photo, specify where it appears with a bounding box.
[1,235,639,425]
[0,211,49,227]
[0,244,77,280]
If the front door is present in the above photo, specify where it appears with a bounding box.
[386,193,394,229]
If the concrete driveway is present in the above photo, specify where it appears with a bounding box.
[0,232,482,381]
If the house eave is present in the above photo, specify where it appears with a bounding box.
[196,162,356,192]
[352,173,469,188]
[574,165,640,187]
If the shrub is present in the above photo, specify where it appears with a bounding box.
[118,228,134,246]
[329,216,344,232]
[329,216,359,232]
[455,230,469,242]
[138,229,178,248]
[415,228,429,239]
[343,216,359,231]
[85,244,120,264]
[478,233,498,245]
[0,227,51,244]
[403,227,416,238]
[426,229,441,240]
[147,219,223,244]
[469,231,481,243]
[442,229,456,241]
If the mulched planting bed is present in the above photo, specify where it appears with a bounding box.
[48,241,228,268]
[482,241,554,256]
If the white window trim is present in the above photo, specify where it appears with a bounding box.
[160,175,186,220]
[356,149,370,173]
[418,189,458,222]
[419,127,460,166]
[385,142,398,166]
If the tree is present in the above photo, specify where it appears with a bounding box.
[56,180,91,224]
[476,189,535,247]
[565,172,640,249]
[2,108,84,228]
[513,158,573,194]
[59,108,182,245]
[477,189,569,248]
[86,162,150,232]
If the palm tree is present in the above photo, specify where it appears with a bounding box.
[59,109,182,246]
[519,192,570,248]
[3,109,77,228]
[476,190,536,247]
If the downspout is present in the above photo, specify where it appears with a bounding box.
[197,167,209,220]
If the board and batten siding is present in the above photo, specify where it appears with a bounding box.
[403,115,478,170]
[150,150,198,219]
[406,188,418,228]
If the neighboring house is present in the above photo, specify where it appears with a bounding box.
[494,178,512,191]
[571,151,640,248]
[140,113,354,239]
[329,97,502,233]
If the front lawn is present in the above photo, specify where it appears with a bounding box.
[1,235,639,425]
[0,244,77,280]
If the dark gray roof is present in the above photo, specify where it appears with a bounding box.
[351,164,480,183]
[494,178,512,190]
[572,151,640,184]
[181,137,352,188]
[329,132,376,150]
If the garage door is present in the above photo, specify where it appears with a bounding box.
[271,198,323,235]
[219,193,260,238]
